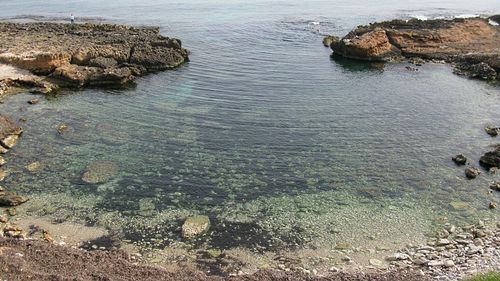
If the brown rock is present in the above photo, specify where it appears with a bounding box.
[465,167,481,179]
[0,22,189,88]
[0,156,5,166]
[1,134,19,149]
[28,98,39,105]
[0,194,28,206]
[332,29,400,61]
[489,202,497,209]
[330,18,499,80]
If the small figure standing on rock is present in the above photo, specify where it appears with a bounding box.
[70,14,75,24]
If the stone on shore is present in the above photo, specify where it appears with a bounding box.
[452,154,467,165]
[82,160,119,184]
[181,215,210,239]
[464,167,481,179]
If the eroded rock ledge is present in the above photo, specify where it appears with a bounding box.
[0,22,189,89]
[325,17,499,80]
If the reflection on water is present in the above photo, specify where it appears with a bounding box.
[0,0,499,260]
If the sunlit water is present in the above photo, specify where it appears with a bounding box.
[0,0,499,258]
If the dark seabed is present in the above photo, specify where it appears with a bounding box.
[0,0,499,266]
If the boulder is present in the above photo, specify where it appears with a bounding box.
[0,194,28,206]
[465,167,481,179]
[181,215,210,239]
[1,134,19,149]
[82,160,119,184]
[0,114,22,140]
[485,126,500,137]
[452,154,467,165]
[332,29,400,61]
[479,147,500,170]
[490,181,500,191]
[323,35,339,47]
[0,156,5,166]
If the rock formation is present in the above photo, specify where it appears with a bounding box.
[325,17,499,80]
[479,146,500,170]
[0,22,189,89]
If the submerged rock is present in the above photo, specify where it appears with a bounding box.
[490,181,500,191]
[26,161,43,172]
[452,154,467,165]
[0,194,28,206]
[0,114,22,140]
[465,167,481,179]
[82,160,119,184]
[0,169,6,181]
[181,215,210,239]
[479,147,500,170]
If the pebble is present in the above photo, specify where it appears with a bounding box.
[436,239,451,246]
[369,259,383,266]
[385,253,410,261]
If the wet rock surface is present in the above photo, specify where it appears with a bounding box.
[479,146,500,170]
[0,22,189,88]
[326,17,499,81]
[464,167,481,179]
[452,154,467,165]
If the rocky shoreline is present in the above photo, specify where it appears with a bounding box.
[0,22,189,95]
[323,16,500,81]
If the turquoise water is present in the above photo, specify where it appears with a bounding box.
[0,0,499,255]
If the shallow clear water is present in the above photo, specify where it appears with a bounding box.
[0,0,499,254]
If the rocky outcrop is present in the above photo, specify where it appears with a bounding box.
[327,17,499,80]
[0,22,189,88]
